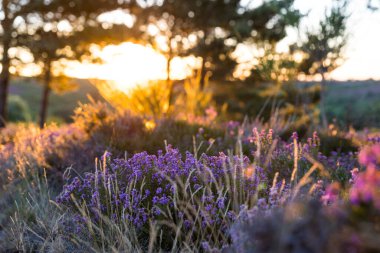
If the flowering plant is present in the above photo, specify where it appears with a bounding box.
[57,146,267,249]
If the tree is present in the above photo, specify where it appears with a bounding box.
[138,9,188,108]
[296,0,348,129]
[368,0,379,10]
[138,0,237,102]
[184,0,301,85]
[17,23,141,128]
[141,0,301,92]
[0,0,143,128]
[0,0,51,127]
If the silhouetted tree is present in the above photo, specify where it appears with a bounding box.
[17,24,141,128]
[185,0,301,85]
[0,0,142,127]
[296,0,348,129]
[368,0,379,10]
[0,0,53,127]
[143,0,301,89]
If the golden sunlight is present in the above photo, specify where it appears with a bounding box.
[64,42,198,93]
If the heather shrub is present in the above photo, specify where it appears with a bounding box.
[73,101,148,156]
[0,123,91,188]
[53,129,360,251]
[226,198,380,253]
[72,100,227,156]
[224,143,380,253]
[56,147,266,250]
[238,128,358,184]
[226,200,346,253]
[1,101,373,252]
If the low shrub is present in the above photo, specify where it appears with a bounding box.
[53,130,360,251]
[0,124,91,189]
[225,143,380,253]
[1,102,372,253]
[56,147,263,250]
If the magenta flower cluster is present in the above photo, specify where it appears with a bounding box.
[350,144,380,209]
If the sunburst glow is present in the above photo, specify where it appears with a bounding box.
[64,42,198,93]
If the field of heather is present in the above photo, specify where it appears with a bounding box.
[0,102,380,252]
[1,0,380,252]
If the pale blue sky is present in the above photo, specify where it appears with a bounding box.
[292,0,380,80]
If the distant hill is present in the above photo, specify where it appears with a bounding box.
[211,79,380,130]
[9,78,105,124]
[323,80,380,129]
[8,77,380,129]
[267,79,380,129]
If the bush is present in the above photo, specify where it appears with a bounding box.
[318,133,357,154]
[226,198,380,253]
[56,147,261,250]
[7,95,31,122]
[225,143,380,253]
[72,100,226,156]
[4,140,377,252]
[53,130,359,251]
[0,123,92,193]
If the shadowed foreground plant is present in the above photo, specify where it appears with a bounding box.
[2,172,72,252]
[223,142,380,253]
[224,200,361,253]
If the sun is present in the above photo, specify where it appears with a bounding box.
[64,42,198,93]
[65,42,166,93]
[96,43,168,91]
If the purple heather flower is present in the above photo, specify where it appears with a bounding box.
[183,220,192,229]
[216,197,225,209]
[57,145,274,236]
[291,132,298,141]
[156,187,163,194]
[152,207,161,216]
[321,182,340,205]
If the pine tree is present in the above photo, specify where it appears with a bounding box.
[17,19,141,128]
[296,0,348,129]
[0,0,142,127]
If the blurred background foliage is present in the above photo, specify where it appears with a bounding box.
[0,0,378,140]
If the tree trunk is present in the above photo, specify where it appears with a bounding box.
[199,57,207,89]
[39,63,52,129]
[0,42,11,128]
[0,4,12,128]
[320,72,328,130]
[166,38,174,114]
[166,56,174,112]
[166,57,171,86]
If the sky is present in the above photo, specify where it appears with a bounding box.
[64,0,380,88]
[293,0,380,80]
